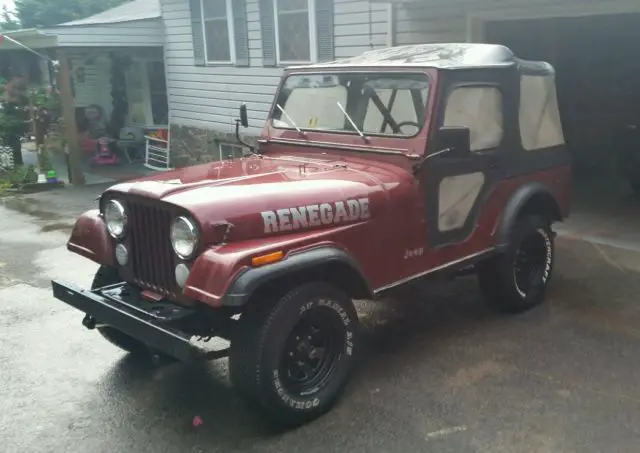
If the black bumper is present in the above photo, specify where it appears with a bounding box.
[51,280,202,362]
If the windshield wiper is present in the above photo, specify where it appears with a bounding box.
[276,104,306,138]
[336,101,368,143]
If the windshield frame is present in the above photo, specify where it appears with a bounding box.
[268,69,433,141]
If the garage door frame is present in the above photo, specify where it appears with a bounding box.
[465,1,640,42]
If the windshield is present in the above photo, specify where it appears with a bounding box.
[271,72,430,138]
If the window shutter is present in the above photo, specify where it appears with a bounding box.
[315,0,334,62]
[189,0,205,66]
[233,1,250,66]
[259,0,277,67]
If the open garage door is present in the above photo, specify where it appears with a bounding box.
[484,13,640,245]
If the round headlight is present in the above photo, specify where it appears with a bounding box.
[105,199,127,238]
[171,216,199,259]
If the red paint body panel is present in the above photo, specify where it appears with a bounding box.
[67,209,115,267]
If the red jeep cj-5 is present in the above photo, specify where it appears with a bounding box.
[52,43,571,426]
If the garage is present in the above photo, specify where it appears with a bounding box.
[390,1,640,244]
[485,13,640,177]
[476,10,640,244]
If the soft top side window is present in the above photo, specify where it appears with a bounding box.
[519,74,565,151]
[443,85,503,152]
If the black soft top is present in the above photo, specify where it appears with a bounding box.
[290,43,555,75]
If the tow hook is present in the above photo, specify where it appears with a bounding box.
[82,314,97,330]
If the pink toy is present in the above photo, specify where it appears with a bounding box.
[91,137,119,165]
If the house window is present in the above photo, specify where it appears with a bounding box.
[443,86,503,152]
[273,0,317,64]
[219,143,245,160]
[202,0,235,63]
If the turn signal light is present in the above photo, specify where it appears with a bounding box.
[251,251,284,267]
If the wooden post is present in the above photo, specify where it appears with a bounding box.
[56,49,85,185]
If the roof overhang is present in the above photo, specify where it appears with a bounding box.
[57,0,160,26]
[0,29,58,51]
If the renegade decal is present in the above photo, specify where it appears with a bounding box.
[260,198,370,233]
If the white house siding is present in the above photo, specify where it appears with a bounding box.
[161,0,390,139]
[394,3,465,45]
[334,1,389,58]
[393,0,640,45]
[46,19,164,47]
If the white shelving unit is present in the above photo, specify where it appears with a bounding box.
[144,134,172,171]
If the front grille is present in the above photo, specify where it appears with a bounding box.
[127,201,177,296]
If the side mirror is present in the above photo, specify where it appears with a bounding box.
[239,103,248,128]
[235,103,255,154]
[434,126,471,158]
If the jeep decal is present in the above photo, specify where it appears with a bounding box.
[260,198,370,233]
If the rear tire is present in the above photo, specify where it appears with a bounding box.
[91,265,150,356]
[478,215,554,313]
[229,282,359,427]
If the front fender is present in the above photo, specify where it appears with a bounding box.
[182,241,371,308]
[67,209,115,267]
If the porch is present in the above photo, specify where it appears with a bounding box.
[0,0,170,186]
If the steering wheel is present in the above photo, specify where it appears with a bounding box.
[395,121,421,134]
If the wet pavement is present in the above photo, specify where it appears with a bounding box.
[2,187,640,452]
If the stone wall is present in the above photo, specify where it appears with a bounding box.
[169,124,259,168]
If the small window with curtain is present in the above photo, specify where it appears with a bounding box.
[274,0,316,64]
[201,0,235,63]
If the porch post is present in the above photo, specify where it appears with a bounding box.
[56,49,85,185]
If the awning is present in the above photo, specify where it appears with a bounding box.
[0,29,57,51]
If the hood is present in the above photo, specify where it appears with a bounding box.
[104,153,411,243]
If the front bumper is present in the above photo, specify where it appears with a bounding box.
[52,280,203,362]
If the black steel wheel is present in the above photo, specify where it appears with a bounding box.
[478,215,554,313]
[230,282,358,427]
[280,309,343,397]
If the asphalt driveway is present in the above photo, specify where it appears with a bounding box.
[1,188,640,453]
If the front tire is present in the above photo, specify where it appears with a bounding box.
[478,215,554,313]
[91,265,150,356]
[229,282,359,427]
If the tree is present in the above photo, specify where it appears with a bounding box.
[0,5,20,31]
[13,0,129,29]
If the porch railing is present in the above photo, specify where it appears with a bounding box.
[144,135,172,171]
